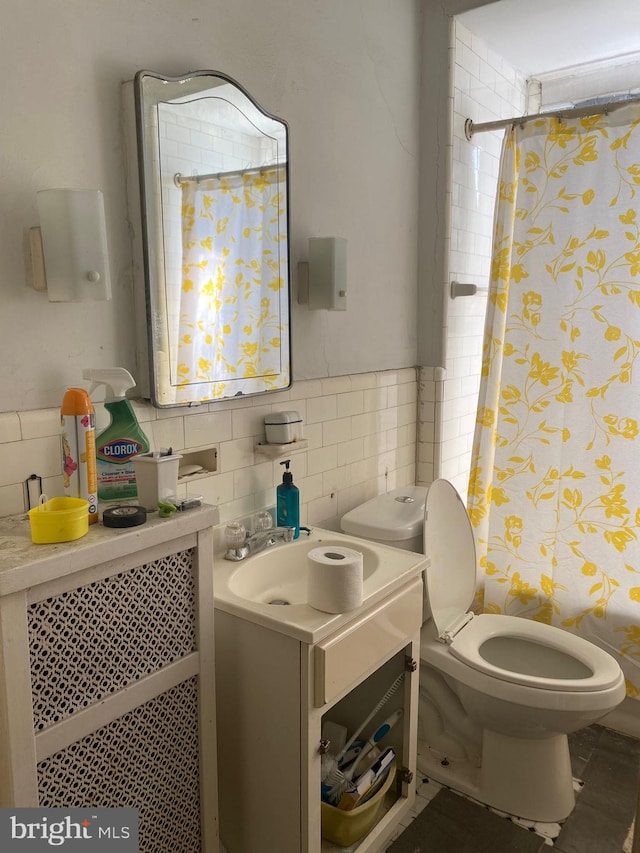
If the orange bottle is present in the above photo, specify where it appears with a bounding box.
[61,388,98,524]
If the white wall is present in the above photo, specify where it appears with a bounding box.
[0,0,505,525]
[0,0,422,414]
[0,0,424,524]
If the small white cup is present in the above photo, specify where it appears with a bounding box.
[133,452,182,511]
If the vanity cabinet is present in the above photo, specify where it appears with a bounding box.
[215,574,423,853]
[0,506,219,853]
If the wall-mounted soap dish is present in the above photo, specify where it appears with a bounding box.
[255,439,308,460]
[178,445,218,482]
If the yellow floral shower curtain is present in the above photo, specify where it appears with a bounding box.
[175,166,288,402]
[468,103,640,697]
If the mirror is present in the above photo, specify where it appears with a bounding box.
[133,70,291,407]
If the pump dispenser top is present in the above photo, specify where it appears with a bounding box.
[83,368,150,502]
[281,459,293,485]
[276,459,300,539]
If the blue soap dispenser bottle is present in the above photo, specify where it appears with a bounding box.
[277,459,300,539]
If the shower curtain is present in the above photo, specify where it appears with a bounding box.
[468,104,640,697]
[175,166,288,402]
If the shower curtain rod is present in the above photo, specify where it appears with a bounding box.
[174,163,283,187]
[465,92,640,140]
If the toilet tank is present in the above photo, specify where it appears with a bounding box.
[340,486,427,552]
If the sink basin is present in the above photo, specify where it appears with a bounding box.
[227,537,381,605]
[214,525,427,643]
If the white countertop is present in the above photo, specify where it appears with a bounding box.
[0,505,218,596]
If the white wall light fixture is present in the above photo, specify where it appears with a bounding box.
[297,237,347,310]
[32,188,112,302]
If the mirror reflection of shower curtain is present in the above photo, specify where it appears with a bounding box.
[175,166,288,401]
[468,104,640,698]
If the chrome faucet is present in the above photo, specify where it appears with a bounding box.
[224,526,295,561]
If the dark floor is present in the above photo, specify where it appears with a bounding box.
[387,725,640,853]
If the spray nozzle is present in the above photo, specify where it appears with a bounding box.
[83,368,136,402]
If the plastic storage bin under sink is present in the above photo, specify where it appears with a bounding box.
[321,762,396,847]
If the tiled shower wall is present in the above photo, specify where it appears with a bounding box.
[417,21,526,505]
[0,369,417,528]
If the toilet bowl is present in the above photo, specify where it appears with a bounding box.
[341,479,626,822]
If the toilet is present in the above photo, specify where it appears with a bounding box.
[339,485,427,552]
[341,479,626,822]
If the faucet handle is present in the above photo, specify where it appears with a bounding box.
[224,521,247,547]
[254,510,273,532]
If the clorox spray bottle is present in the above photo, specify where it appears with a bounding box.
[83,368,150,501]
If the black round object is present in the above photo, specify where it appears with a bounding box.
[102,505,147,528]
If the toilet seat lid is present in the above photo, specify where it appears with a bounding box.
[424,479,476,639]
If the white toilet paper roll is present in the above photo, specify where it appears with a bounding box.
[307,546,364,613]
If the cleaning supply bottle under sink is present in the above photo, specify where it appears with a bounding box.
[276,459,300,539]
[83,368,150,501]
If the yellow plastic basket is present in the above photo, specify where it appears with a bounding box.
[28,497,89,544]
[321,762,396,847]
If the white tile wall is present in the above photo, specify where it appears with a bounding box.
[0,369,417,531]
[417,22,526,505]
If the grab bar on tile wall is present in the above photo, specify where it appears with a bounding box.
[450,281,489,299]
